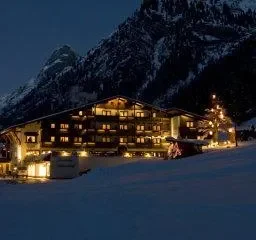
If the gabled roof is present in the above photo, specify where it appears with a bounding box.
[0,95,165,135]
[0,95,206,135]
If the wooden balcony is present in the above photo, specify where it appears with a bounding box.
[95,115,119,121]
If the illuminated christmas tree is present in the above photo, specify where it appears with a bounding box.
[199,94,233,143]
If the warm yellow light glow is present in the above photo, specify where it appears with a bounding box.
[124,152,132,158]
[62,151,70,156]
[80,151,88,157]
[38,164,47,177]
[27,163,50,177]
[209,131,213,135]
[144,153,152,158]
[228,128,234,133]
[17,145,22,162]
[212,94,216,99]
[209,121,213,126]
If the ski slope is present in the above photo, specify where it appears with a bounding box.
[1,141,256,240]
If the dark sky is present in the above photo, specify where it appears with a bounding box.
[0,0,141,95]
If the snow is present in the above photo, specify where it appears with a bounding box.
[1,141,256,239]
[0,78,36,113]
[43,59,62,71]
[237,117,256,130]
[203,0,256,12]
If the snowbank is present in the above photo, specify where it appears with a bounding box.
[1,142,256,240]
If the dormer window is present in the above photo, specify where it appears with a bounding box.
[51,123,55,129]
[152,112,156,118]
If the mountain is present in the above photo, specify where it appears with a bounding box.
[0,0,256,129]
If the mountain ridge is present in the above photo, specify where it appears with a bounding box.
[0,0,256,129]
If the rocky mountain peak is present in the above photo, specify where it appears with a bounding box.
[0,0,255,129]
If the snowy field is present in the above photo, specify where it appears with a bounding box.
[1,142,256,240]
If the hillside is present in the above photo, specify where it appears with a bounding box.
[0,0,256,128]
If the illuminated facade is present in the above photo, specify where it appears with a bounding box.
[0,96,205,169]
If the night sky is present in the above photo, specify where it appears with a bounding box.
[0,0,140,95]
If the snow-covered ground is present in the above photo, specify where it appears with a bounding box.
[237,117,256,130]
[1,142,256,240]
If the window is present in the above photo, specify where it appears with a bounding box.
[136,137,145,143]
[153,125,161,131]
[120,137,127,143]
[60,137,69,142]
[102,124,111,130]
[50,136,55,142]
[51,123,55,129]
[152,112,156,118]
[26,136,36,143]
[102,137,111,143]
[74,124,83,130]
[79,111,83,116]
[102,110,111,116]
[186,121,194,128]
[153,138,161,144]
[119,111,128,117]
[136,125,145,131]
[60,124,69,129]
[136,112,144,117]
[120,125,128,130]
[74,137,82,143]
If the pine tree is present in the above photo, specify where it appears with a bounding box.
[198,94,233,143]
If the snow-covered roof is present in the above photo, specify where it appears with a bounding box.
[0,95,204,135]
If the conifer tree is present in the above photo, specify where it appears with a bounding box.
[198,94,233,143]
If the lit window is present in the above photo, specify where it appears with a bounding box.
[60,137,69,142]
[136,112,144,117]
[60,124,69,129]
[152,112,156,118]
[186,122,194,128]
[136,125,145,131]
[74,124,83,129]
[102,137,111,142]
[120,137,127,143]
[102,110,111,116]
[102,124,111,130]
[51,123,55,129]
[74,137,82,143]
[26,136,36,143]
[153,125,161,131]
[119,111,128,117]
[79,111,83,116]
[120,125,128,130]
[136,137,145,143]
[50,136,55,142]
[153,138,161,144]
